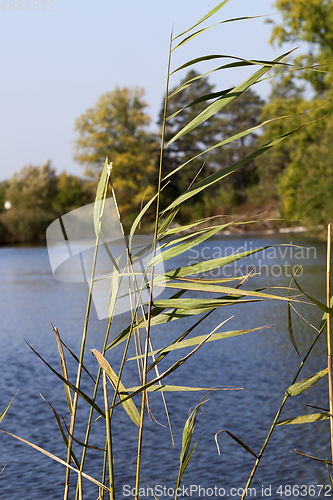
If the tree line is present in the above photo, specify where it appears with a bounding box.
[1,0,332,243]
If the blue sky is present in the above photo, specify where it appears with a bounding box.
[0,0,296,182]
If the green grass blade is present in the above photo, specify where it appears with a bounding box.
[286,368,328,397]
[287,288,301,358]
[53,326,73,415]
[180,396,207,463]
[40,394,80,468]
[291,449,332,466]
[292,273,333,316]
[94,158,111,236]
[165,50,294,148]
[60,339,96,384]
[216,430,258,459]
[92,349,140,427]
[0,392,17,424]
[25,340,105,418]
[173,16,269,51]
[172,54,290,74]
[173,0,230,40]
[277,413,330,425]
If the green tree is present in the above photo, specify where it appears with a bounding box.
[161,72,264,215]
[74,87,157,222]
[212,88,264,204]
[55,171,94,213]
[161,70,217,209]
[0,182,8,213]
[270,0,333,94]
[6,161,57,210]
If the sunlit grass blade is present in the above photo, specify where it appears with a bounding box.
[287,286,301,358]
[25,340,105,418]
[0,430,111,491]
[292,271,333,317]
[173,0,230,40]
[215,430,258,458]
[52,325,73,415]
[172,17,269,51]
[92,349,140,427]
[0,392,17,424]
[175,396,207,494]
[291,449,332,466]
[277,413,330,425]
[39,394,80,468]
[286,368,328,397]
[157,207,180,237]
[94,159,111,236]
[124,384,240,393]
[165,50,294,148]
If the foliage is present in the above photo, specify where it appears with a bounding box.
[270,0,333,93]
[6,161,57,211]
[2,4,333,500]
[160,70,217,209]
[55,171,94,214]
[74,87,157,223]
[0,165,95,244]
[0,182,8,213]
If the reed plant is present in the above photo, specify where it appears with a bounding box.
[2,2,333,498]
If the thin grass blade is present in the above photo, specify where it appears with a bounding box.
[215,430,258,458]
[25,340,105,418]
[173,0,230,40]
[53,326,73,415]
[40,394,80,467]
[0,392,17,424]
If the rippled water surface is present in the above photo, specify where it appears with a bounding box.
[0,234,331,499]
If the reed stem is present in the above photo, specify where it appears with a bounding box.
[327,223,333,467]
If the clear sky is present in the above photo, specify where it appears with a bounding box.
[0,0,296,182]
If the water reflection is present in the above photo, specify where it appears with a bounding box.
[0,234,331,498]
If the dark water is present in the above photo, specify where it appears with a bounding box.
[0,234,332,499]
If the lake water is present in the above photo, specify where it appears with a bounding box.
[0,233,332,499]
